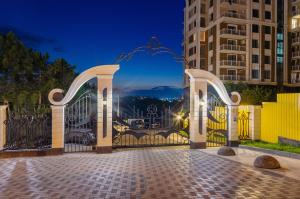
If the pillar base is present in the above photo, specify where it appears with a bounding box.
[227,141,239,147]
[96,146,112,154]
[190,141,206,149]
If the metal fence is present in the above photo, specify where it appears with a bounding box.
[4,110,51,150]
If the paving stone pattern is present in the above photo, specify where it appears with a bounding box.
[0,147,300,199]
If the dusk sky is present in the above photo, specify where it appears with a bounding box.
[0,0,185,89]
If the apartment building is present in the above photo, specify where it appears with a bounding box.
[288,0,300,85]
[184,0,299,87]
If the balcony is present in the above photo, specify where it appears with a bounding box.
[220,60,246,67]
[292,51,300,58]
[291,65,300,71]
[220,44,246,52]
[220,75,246,81]
[291,79,300,84]
[220,0,247,6]
[221,12,246,19]
[220,28,246,36]
[292,37,300,44]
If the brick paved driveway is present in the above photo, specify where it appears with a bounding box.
[0,147,300,199]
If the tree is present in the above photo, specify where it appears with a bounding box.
[0,32,76,110]
[225,82,276,105]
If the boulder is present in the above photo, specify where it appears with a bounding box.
[217,146,236,156]
[254,155,281,169]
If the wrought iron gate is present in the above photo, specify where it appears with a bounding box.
[206,92,228,147]
[238,110,250,140]
[64,90,97,152]
[112,104,189,148]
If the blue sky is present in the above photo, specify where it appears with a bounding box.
[0,0,185,89]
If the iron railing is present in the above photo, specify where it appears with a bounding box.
[4,111,51,150]
[113,129,189,148]
[220,60,246,67]
[221,12,246,19]
[220,75,246,81]
[220,28,246,36]
[220,0,247,6]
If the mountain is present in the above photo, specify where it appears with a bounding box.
[118,86,183,99]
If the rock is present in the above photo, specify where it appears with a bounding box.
[254,155,281,169]
[217,146,236,156]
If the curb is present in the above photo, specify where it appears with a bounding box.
[239,145,300,160]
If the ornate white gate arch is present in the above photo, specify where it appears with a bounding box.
[185,69,241,149]
[49,65,119,153]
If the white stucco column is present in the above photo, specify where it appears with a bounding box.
[227,105,239,147]
[0,105,8,151]
[249,106,261,141]
[96,75,113,153]
[51,105,65,151]
[189,79,207,149]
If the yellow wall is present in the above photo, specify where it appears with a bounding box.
[261,93,300,143]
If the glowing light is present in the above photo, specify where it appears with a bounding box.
[176,114,183,121]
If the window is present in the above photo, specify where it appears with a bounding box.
[188,20,197,31]
[200,44,206,56]
[263,70,271,79]
[253,0,259,2]
[265,41,271,49]
[189,46,197,56]
[209,42,213,51]
[201,4,206,14]
[265,56,271,64]
[252,40,259,48]
[200,59,206,68]
[227,24,237,30]
[253,9,259,18]
[188,60,196,68]
[200,17,206,27]
[210,0,213,7]
[265,11,271,20]
[227,39,237,45]
[228,69,236,76]
[189,34,196,44]
[210,56,214,65]
[228,54,237,61]
[210,13,214,21]
[188,0,196,6]
[252,69,259,79]
[252,55,259,63]
[264,26,271,34]
[252,24,259,33]
[265,0,271,5]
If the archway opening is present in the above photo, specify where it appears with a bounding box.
[112,37,190,148]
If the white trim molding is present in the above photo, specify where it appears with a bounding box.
[185,69,241,106]
[48,65,120,106]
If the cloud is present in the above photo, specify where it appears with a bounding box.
[0,25,56,48]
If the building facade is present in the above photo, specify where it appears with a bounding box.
[184,0,300,87]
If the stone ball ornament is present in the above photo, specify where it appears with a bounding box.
[217,146,236,156]
[254,155,281,169]
[48,89,65,104]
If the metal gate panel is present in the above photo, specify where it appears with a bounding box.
[64,89,97,152]
[206,92,228,147]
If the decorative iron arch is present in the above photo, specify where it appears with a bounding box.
[114,36,190,67]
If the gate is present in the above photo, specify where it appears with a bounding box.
[206,92,228,147]
[112,104,189,148]
[64,89,97,152]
